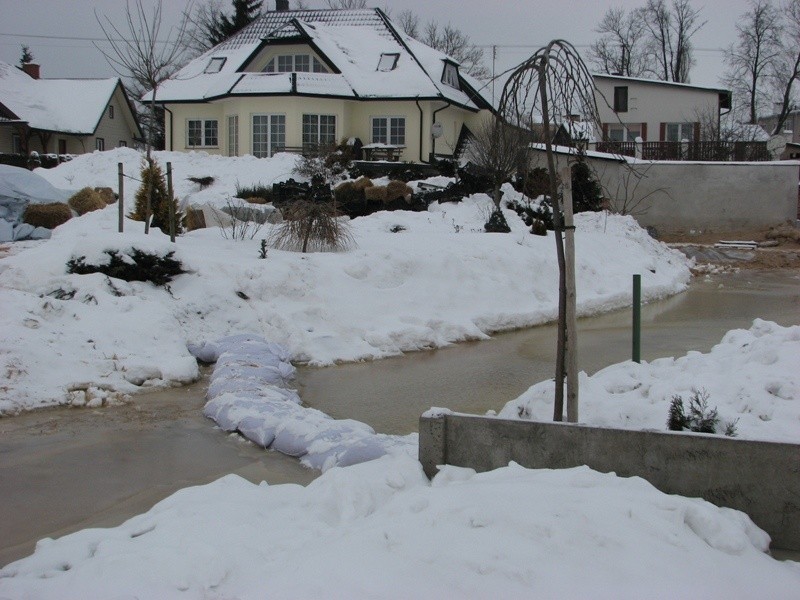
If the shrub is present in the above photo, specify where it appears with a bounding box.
[485,208,511,233]
[386,180,413,203]
[244,196,268,205]
[268,200,354,253]
[23,202,72,229]
[235,182,273,202]
[130,159,182,235]
[68,187,105,215]
[364,185,388,204]
[572,153,603,213]
[352,176,373,191]
[67,248,185,286]
[513,167,551,199]
[188,176,214,189]
[94,187,116,205]
[667,389,736,437]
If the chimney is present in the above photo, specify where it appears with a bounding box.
[22,63,40,79]
[275,0,289,10]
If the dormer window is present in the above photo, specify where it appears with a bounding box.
[442,62,459,89]
[263,55,328,73]
[204,57,227,74]
[377,53,399,72]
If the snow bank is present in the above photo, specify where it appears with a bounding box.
[1,149,691,413]
[499,319,800,443]
[195,334,416,470]
[1,456,797,599]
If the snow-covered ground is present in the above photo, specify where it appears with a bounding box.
[0,148,690,414]
[1,455,798,599]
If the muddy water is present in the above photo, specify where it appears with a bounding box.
[296,270,800,435]
[0,378,317,567]
[1,270,798,567]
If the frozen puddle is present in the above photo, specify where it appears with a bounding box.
[191,334,416,471]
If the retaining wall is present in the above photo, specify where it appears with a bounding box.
[419,414,800,550]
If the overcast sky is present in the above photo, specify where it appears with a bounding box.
[0,0,751,88]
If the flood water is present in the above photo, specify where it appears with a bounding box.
[1,270,798,566]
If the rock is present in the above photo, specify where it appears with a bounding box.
[29,226,52,240]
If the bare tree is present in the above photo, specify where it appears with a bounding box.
[640,0,706,83]
[395,9,420,39]
[468,117,530,212]
[769,0,800,134]
[95,0,190,233]
[325,0,366,8]
[724,0,782,124]
[184,0,224,55]
[500,40,601,423]
[422,22,489,80]
[589,7,650,77]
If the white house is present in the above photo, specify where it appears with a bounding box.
[593,73,731,143]
[148,7,494,163]
[0,62,141,156]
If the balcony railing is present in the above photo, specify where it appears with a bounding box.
[594,140,771,162]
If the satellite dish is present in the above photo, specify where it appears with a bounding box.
[431,122,444,139]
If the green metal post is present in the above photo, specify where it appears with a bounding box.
[632,274,641,363]
[117,162,124,233]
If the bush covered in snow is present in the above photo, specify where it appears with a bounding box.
[67,248,185,286]
[67,187,105,216]
[22,202,72,229]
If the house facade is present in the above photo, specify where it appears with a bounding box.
[593,73,731,143]
[0,62,141,155]
[758,110,800,143]
[151,8,493,163]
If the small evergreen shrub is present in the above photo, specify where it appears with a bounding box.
[68,187,105,215]
[267,200,354,253]
[667,389,737,436]
[130,159,182,234]
[23,202,72,229]
[571,154,603,213]
[67,248,185,286]
[484,208,511,233]
[94,187,117,205]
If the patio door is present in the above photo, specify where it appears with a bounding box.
[252,114,286,158]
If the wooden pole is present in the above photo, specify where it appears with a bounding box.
[117,162,124,233]
[561,164,578,423]
[167,161,175,242]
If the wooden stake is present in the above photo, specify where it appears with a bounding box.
[561,165,579,423]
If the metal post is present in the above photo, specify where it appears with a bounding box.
[167,161,175,242]
[117,162,124,233]
[632,274,641,363]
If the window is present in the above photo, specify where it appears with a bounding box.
[613,86,628,112]
[187,119,219,147]
[607,124,641,142]
[227,115,239,157]
[11,133,22,154]
[108,105,114,119]
[665,122,695,142]
[252,114,286,157]
[96,138,105,151]
[442,62,459,89]
[372,116,405,146]
[119,140,127,147]
[377,53,399,72]
[264,54,327,73]
[204,57,227,73]
[58,139,67,154]
[302,114,336,147]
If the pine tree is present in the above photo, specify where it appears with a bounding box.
[208,0,262,46]
[130,159,182,235]
[571,149,603,213]
[19,45,34,67]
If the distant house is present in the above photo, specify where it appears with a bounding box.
[147,7,493,163]
[758,110,800,144]
[593,73,731,143]
[0,62,142,156]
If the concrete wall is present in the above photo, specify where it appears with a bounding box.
[530,151,799,234]
[419,414,800,550]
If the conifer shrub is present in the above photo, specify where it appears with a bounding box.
[484,209,511,233]
[667,389,737,436]
[23,203,72,229]
[130,159,182,235]
[67,248,185,286]
[68,187,105,215]
[571,153,603,213]
[267,200,354,253]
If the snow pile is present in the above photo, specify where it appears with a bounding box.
[194,334,415,470]
[499,319,800,443]
[0,150,690,413]
[1,456,797,599]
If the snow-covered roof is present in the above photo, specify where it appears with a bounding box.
[150,8,490,111]
[592,73,730,96]
[0,62,122,134]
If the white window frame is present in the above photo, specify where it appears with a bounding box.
[204,57,227,74]
[186,119,219,148]
[608,124,641,142]
[302,114,337,148]
[118,140,127,147]
[263,54,328,73]
[377,53,399,72]
[227,114,239,157]
[95,138,105,151]
[665,122,695,142]
[371,116,406,146]
[251,113,286,158]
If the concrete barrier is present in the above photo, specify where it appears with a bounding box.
[419,414,800,551]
